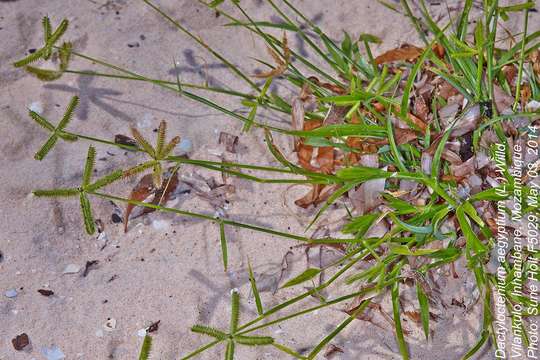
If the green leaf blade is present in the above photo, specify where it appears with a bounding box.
[282,268,321,288]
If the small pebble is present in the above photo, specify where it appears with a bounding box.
[111,213,122,223]
[5,289,18,298]
[104,318,117,331]
[176,138,193,155]
[28,101,43,114]
[152,219,169,231]
[63,264,81,274]
[41,345,65,360]
[137,328,147,337]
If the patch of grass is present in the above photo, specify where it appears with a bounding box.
[16,0,540,359]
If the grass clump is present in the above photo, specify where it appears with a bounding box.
[17,0,540,359]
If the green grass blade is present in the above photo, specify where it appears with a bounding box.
[248,261,263,315]
[400,45,432,118]
[219,221,228,271]
[392,281,409,359]
[281,268,321,288]
[455,205,487,254]
[513,5,530,110]
[456,0,473,40]
[142,0,260,93]
[307,299,371,359]
[416,283,430,340]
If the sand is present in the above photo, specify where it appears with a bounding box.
[1,0,539,359]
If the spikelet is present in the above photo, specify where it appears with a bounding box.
[13,49,45,68]
[190,325,228,340]
[82,146,96,187]
[152,162,162,189]
[58,42,73,72]
[86,170,123,192]
[58,96,79,130]
[234,335,274,346]
[155,120,167,157]
[29,111,55,132]
[25,66,62,81]
[48,19,69,47]
[160,136,180,158]
[33,188,79,197]
[42,16,51,40]
[34,135,58,160]
[13,16,70,76]
[229,290,240,333]
[138,335,152,360]
[123,161,157,179]
[131,128,156,157]
[79,192,95,235]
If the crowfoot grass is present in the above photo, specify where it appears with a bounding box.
[17,1,540,359]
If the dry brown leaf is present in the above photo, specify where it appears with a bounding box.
[197,184,235,208]
[404,311,422,324]
[395,128,418,145]
[407,112,428,132]
[307,76,347,94]
[374,44,424,65]
[413,95,430,122]
[521,84,531,110]
[124,169,179,232]
[218,132,239,153]
[253,33,290,78]
[324,344,344,358]
[432,43,445,59]
[493,85,514,113]
[317,146,335,174]
[295,184,325,208]
[502,65,517,85]
[12,333,30,351]
[438,81,459,100]
[114,134,138,148]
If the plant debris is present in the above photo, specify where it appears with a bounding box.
[12,333,30,351]
[147,320,160,333]
[253,32,290,78]
[124,167,179,232]
[374,43,423,65]
[37,289,54,296]
[218,132,239,153]
[82,260,99,277]
[324,343,344,358]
